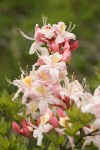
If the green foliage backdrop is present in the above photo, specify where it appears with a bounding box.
[0,0,100,92]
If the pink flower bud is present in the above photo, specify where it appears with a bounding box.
[12,119,33,138]
[49,116,59,128]
[69,40,79,51]
[57,108,65,118]
[12,121,20,133]
[19,127,32,137]
[22,127,32,137]
[21,118,29,127]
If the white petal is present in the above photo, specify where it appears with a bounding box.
[37,133,43,146]
[91,119,100,130]
[55,34,64,43]
[40,47,49,56]
[68,136,75,149]
[22,89,30,104]
[26,100,39,114]
[29,42,40,54]
[82,137,93,149]
[63,32,76,40]
[93,136,100,150]
[49,68,59,82]
[39,100,48,115]
[55,128,65,135]
[43,124,53,133]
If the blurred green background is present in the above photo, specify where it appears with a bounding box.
[0,0,100,93]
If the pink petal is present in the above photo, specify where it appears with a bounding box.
[55,128,65,135]
[49,42,60,52]
[12,121,20,133]
[21,118,29,127]
[57,108,65,117]
[61,50,71,62]
[49,116,59,128]
[69,40,79,51]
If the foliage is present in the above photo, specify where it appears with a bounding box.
[0,89,99,150]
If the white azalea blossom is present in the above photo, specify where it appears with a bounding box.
[33,123,52,146]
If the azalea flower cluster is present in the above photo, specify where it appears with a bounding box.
[12,18,100,149]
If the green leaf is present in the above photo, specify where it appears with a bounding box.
[57,135,65,145]
[65,121,82,136]
[81,112,95,125]
[67,104,95,125]
[0,117,8,135]
[0,134,10,149]
[10,132,16,142]
[48,143,58,150]
[46,130,58,144]
[84,144,98,150]
[67,104,81,122]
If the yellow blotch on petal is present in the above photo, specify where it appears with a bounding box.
[59,22,66,32]
[40,71,47,80]
[52,53,62,64]
[23,76,32,87]
[59,117,67,127]
[27,101,38,113]
[30,104,37,113]
[36,85,45,95]
[41,113,50,125]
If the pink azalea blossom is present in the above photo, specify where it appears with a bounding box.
[12,119,33,138]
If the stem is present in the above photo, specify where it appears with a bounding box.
[44,141,51,150]
[84,129,98,137]
[75,129,98,146]
[60,138,69,150]
[75,128,83,146]
[65,129,99,150]
[75,136,82,146]
[27,138,32,147]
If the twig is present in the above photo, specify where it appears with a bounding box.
[60,138,69,150]
[75,129,99,146]
[84,129,98,137]
[44,141,51,150]
[65,129,99,150]
[27,139,32,147]
[75,128,83,146]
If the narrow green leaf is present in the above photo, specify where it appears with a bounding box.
[57,135,65,144]
[46,130,58,144]
[65,121,82,136]
[67,104,80,122]
[0,135,10,149]
[0,117,8,135]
